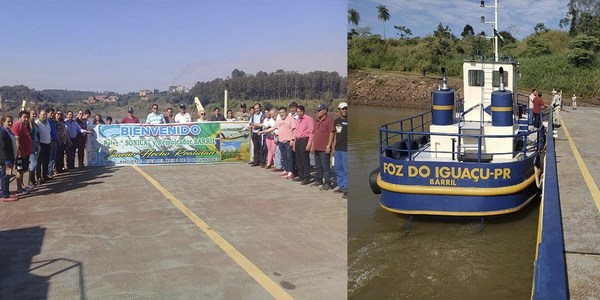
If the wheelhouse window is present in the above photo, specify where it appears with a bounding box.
[468,70,484,86]
[492,71,509,88]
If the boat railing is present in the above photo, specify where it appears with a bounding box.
[379,110,545,163]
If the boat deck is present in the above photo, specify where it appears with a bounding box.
[0,164,346,299]
[407,115,541,163]
[554,105,600,298]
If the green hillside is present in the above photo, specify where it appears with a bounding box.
[348,1,600,99]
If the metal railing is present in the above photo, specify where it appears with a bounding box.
[379,98,546,163]
[531,108,568,299]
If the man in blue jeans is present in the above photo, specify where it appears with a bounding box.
[332,102,348,198]
[310,103,335,190]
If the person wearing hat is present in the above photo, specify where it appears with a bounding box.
[551,89,562,127]
[121,108,140,124]
[332,102,348,198]
[235,103,251,121]
[310,103,335,190]
[175,104,191,123]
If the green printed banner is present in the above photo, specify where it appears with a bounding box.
[87,122,250,166]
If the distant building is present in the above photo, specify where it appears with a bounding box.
[153,89,160,94]
[87,94,118,104]
[169,85,187,93]
[139,89,151,101]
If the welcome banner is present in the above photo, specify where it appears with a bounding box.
[87,122,250,166]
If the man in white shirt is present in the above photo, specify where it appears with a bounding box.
[146,104,165,124]
[174,103,192,123]
[35,109,52,182]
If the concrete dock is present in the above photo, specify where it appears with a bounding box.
[555,106,600,299]
[0,164,346,299]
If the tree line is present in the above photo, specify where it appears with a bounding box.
[1,69,347,110]
[188,69,347,106]
[348,0,600,97]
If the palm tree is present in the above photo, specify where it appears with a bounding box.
[348,8,360,28]
[377,4,390,39]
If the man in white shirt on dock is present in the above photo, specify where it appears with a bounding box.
[146,104,165,124]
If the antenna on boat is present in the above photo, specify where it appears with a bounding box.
[480,0,499,62]
[499,67,505,91]
[440,67,448,90]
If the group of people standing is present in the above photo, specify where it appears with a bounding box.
[117,103,233,125]
[530,88,578,128]
[1,108,92,201]
[244,101,348,198]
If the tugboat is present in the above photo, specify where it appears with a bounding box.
[369,0,545,216]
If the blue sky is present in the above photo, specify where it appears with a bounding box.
[0,0,347,93]
[348,0,569,40]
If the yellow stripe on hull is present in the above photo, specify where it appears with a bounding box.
[377,169,539,196]
[379,190,539,216]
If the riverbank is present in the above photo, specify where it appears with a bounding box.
[348,69,600,109]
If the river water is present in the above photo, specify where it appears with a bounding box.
[348,105,539,299]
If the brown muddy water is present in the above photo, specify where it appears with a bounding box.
[348,105,539,299]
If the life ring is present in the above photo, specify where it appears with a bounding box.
[369,168,381,194]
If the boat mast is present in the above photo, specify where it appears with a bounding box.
[480,0,499,62]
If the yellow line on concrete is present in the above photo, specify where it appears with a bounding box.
[560,119,600,212]
[132,166,294,300]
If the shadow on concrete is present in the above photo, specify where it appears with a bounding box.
[0,226,49,299]
[19,166,119,198]
[0,226,86,300]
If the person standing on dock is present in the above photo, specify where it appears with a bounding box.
[121,108,140,124]
[248,103,264,166]
[35,109,52,183]
[65,111,88,170]
[46,108,59,177]
[11,111,33,194]
[145,104,165,124]
[532,92,546,128]
[529,89,537,125]
[197,110,207,122]
[27,109,40,187]
[165,108,175,123]
[572,94,577,110]
[1,116,18,201]
[272,106,295,179]
[54,111,69,173]
[235,103,251,121]
[174,104,191,123]
[332,102,348,199]
[310,104,335,190]
[551,90,562,127]
[210,107,226,122]
[293,105,314,185]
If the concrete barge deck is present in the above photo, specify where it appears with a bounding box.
[556,106,600,299]
[0,163,347,299]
